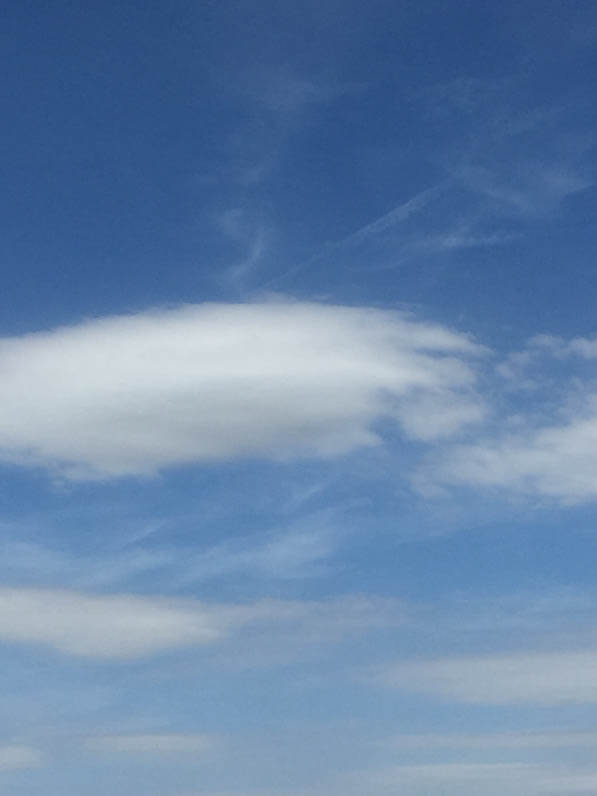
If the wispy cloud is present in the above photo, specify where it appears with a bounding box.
[384,731,597,751]
[215,208,271,289]
[88,733,212,756]
[422,392,597,503]
[259,185,445,288]
[176,518,339,584]
[363,762,597,796]
[0,745,41,771]
[418,330,597,503]
[199,69,359,192]
[247,70,360,117]
[210,594,406,670]
[340,186,445,248]
[453,161,591,216]
[0,587,404,661]
[376,649,597,704]
[0,513,340,590]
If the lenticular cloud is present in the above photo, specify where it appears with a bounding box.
[0,301,484,479]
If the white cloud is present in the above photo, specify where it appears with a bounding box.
[0,745,41,770]
[496,333,597,386]
[0,588,227,659]
[0,587,404,661]
[89,733,212,755]
[0,301,484,480]
[418,330,597,502]
[377,650,597,705]
[385,731,597,750]
[365,762,597,795]
[424,399,597,502]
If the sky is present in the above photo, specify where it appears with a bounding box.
[2,1,597,793]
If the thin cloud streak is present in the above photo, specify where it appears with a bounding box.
[0,587,405,661]
[376,649,597,705]
[88,733,212,755]
[0,745,41,771]
[259,184,445,288]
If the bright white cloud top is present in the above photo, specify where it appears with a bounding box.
[0,302,484,479]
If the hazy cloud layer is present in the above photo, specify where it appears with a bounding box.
[0,587,404,660]
[385,731,597,751]
[89,733,212,755]
[0,745,41,770]
[377,650,597,705]
[365,762,597,796]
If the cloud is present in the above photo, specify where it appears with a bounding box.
[417,331,597,503]
[423,395,597,503]
[176,520,338,584]
[496,333,597,386]
[259,186,450,287]
[376,649,597,704]
[335,185,514,264]
[0,588,227,659]
[210,594,406,670]
[215,208,270,288]
[0,302,484,480]
[341,186,445,248]
[518,333,597,361]
[0,513,339,590]
[423,78,593,218]
[0,588,404,661]
[0,745,41,770]
[364,762,597,796]
[435,587,597,636]
[89,733,212,756]
[0,538,175,590]
[250,71,356,116]
[385,731,597,751]
[454,161,590,215]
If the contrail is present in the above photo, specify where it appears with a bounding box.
[257,182,444,290]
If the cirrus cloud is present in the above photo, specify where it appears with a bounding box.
[0,744,41,771]
[0,587,405,661]
[376,649,597,705]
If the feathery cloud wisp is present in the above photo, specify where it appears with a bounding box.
[0,745,41,771]
[377,650,597,704]
[89,733,212,755]
[0,588,405,661]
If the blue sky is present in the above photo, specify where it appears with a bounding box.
[2,1,597,793]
